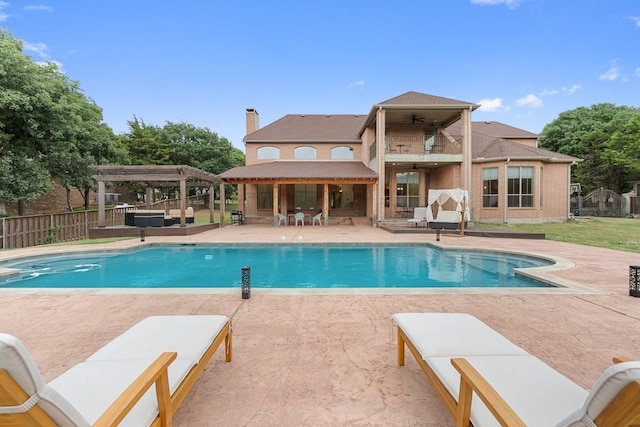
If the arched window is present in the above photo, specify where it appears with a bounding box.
[331,146,354,160]
[257,146,280,160]
[294,146,317,160]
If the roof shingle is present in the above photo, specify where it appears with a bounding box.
[377,91,476,107]
[244,115,367,143]
[220,161,378,182]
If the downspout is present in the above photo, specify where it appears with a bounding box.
[376,106,385,225]
[568,161,576,218]
[467,106,473,197]
[503,158,510,223]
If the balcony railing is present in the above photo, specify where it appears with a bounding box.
[386,135,462,155]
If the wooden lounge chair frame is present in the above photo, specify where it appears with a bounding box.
[0,319,232,427]
[397,324,640,427]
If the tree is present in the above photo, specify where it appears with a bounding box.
[602,114,640,193]
[121,116,171,165]
[0,30,120,214]
[120,119,245,198]
[539,103,639,193]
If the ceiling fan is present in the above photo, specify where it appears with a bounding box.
[410,115,425,124]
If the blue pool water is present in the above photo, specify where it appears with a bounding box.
[0,245,553,289]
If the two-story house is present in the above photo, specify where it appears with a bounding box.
[220,91,579,226]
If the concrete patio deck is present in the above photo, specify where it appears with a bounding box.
[1,224,639,426]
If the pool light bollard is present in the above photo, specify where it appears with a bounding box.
[140,229,145,242]
[630,265,640,297]
[436,229,440,242]
[242,266,251,299]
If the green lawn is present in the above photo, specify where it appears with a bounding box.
[477,217,640,254]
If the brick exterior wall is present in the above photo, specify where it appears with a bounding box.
[471,161,570,224]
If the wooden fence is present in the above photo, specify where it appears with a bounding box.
[0,208,132,250]
[0,195,213,250]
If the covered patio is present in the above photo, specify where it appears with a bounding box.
[219,161,378,227]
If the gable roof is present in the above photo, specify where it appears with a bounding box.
[377,91,477,107]
[470,121,539,139]
[244,114,367,143]
[472,138,579,162]
[219,161,377,183]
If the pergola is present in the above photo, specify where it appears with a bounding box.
[92,165,219,227]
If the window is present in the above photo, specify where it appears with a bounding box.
[482,167,499,208]
[396,172,419,207]
[294,184,317,209]
[508,167,534,208]
[257,184,273,209]
[257,146,280,160]
[294,146,317,160]
[330,184,354,209]
[331,146,354,160]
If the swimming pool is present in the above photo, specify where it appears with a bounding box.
[0,244,554,289]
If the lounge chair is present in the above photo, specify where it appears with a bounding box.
[312,212,322,226]
[294,212,305,226]
[0,315,232,426]
[393,313,640,426]
[407,207,430,227]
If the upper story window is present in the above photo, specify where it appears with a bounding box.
[294,146,317,160]
[257,146,280,160]
[331,146,354,160]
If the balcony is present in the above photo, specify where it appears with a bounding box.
[386,134,462,155]
[369,135,463,164]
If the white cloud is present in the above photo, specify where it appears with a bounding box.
[629,16,640,27]
[347,80,365,88]
[0,1,9,21]
[636,67,640,78]
[516,94,543,108]
[24,5,54,12]
[23,41,49,58]
[470,0,524,9]
[539,88,559,96]
[562,84,582,94]
[477,98,507,112]
[34,59,61,68]
[599,66,619,81]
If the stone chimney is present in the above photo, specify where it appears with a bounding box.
[245,108,259,135]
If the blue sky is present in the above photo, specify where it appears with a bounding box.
[1,0,639,150]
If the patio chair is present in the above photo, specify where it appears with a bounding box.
[0,315,232,427]
[393,313,640,426]
[312,212,322,226]
[294,212,305,226]
[277,213,287,226]
[407,207,429,227]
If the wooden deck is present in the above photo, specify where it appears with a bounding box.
[89,223,219,238]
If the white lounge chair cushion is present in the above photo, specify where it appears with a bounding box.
[48,358,194,426]
[556,361,640,427]
[87,315,228,362]
[427,354,588,427]
[435,210,460,222]
[407,207,428,223]
[392,313,528,357]
[0,333,90,426]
